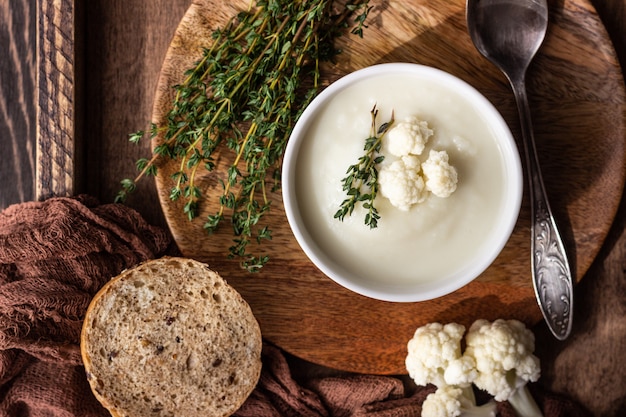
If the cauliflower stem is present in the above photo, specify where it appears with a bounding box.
[507,386,543,417]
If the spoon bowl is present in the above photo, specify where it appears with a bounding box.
[467,0,548,79]
[466,0,574,340]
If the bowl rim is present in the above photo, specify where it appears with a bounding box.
[282,62,523,302]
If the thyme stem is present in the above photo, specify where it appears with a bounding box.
[334,105,394,228]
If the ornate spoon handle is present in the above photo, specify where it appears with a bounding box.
[512,78,574,340]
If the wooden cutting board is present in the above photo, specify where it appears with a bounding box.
[151,0,626,374]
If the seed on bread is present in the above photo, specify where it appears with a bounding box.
[81,257,262,417]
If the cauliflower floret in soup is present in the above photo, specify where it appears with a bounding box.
[422,150,458,198]
[385,116,433,157]
[378,155,427,211]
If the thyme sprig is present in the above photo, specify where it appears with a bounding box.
[334,105,394,228]
[117,0,372,272]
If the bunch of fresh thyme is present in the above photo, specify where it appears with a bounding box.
[117,0,372,272]
[334,105,394,228]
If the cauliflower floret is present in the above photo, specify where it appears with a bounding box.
[421,150,458,198]
[385,116,433,157]
[445,355,478,387]
[423,386,467,417]
[465,319,543,417]
[378,155,426,211]
[405,322,467,388]
[422,386,496,417]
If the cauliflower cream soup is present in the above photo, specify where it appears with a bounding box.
[283,64,522,301]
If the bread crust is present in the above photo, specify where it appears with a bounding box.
[81,257,262,417]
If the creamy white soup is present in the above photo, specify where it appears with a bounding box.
[294,72,511,287]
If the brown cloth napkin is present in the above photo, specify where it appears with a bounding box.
[236,344,592,417]
[0,196,171,416]
[0,196,591,417]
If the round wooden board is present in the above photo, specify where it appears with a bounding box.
[152,0,626,374]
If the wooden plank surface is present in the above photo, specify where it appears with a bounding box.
[152,0,625,375]
[1,0,625,415]
[36,0,82,201]
[0,0,37,206]
[80,0,190,229]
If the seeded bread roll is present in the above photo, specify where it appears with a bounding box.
[81,257,262,417]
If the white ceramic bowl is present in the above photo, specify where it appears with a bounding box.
[282,63,522,302]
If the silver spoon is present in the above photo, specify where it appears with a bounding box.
[466,0,573,340]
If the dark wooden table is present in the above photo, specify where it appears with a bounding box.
[1,1,625,415]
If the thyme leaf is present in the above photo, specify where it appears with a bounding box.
[334,105,394,228]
